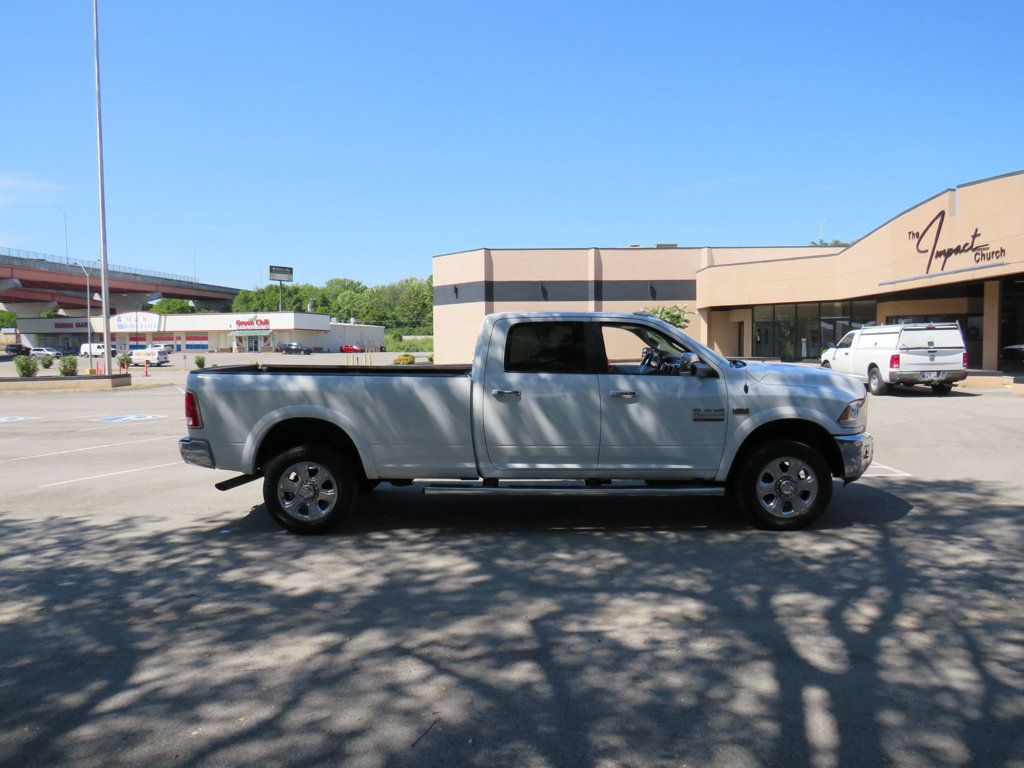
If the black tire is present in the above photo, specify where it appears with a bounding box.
[262,444,357,533]
[732,440,833,530]
[867,366,888,396]
[821,361,831,369]
[931,383,953,395]
[360,479,381,493]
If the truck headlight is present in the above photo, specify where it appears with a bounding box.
[838,398,867,428]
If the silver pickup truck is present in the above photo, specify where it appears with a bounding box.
[180,311,873,532]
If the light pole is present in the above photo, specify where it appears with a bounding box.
[78,264,93,371]
[92,0,114,375]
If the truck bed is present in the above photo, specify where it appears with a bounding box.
[196,364,472,376]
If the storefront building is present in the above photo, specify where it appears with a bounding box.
[433,171,1023,371]
[16,311,384,354]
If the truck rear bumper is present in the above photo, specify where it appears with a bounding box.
[835,432,873,483]
[889,370,967,385]
[179,437,216,469]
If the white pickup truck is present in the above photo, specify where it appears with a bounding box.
[180,312,873,532]
[820,322,968,395]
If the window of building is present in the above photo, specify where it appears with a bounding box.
[753,305,774,358]
[747,300,876,360]
[504,322,588,373]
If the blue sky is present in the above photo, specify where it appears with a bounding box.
[1,1,1022,290]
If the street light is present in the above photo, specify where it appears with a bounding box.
[92,0,114,376]
[78,264,94,372]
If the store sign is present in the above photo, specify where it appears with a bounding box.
[235,317,272,328]
[269,265,293,282]
[112,312,161,332]
[909,210,1006,274]
[52,321,89,329]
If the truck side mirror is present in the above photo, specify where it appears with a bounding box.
[693,361,718,379]
[678,352,698,374]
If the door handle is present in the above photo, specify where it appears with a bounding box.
[610,390,637,398]
[492,389,521,397]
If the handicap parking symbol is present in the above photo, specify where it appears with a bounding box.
[0,416,41,422]
[93,414,167,423]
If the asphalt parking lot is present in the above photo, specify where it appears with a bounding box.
[0,379,1022,767]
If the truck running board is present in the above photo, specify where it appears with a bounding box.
[423,482,726,497]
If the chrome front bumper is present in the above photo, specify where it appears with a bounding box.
[835,432,873,483]
[179,437,215,469]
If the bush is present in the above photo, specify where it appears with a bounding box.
[59,357,78,376]
[194,355,206,369]
[638,304,692,329]
[117,353,131,372]
[384,333,433,353]
[40,354,54,369]
[14,355,38,377]
[392,353,416,365]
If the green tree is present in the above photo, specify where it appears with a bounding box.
[0,309,16,328]
[230,276,434,330]
[640,304,692,329]
[150,298,200,314]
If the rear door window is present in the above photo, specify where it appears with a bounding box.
[505,322,588,373]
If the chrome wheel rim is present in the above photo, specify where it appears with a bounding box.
[756,456,818,518]
[277,461,339,522]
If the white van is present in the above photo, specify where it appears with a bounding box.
[80,342,115,357]
[130,347,170,367]
[821,322,967,395]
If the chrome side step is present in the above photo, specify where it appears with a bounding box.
[423,482,726,497]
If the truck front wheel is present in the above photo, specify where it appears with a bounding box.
[733,440,832,530]
[263,444,357,533]
[867,366,887,396]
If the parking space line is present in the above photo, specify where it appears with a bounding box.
[863,461,913,478]
[39,461,182,488]
[0,436,168,464]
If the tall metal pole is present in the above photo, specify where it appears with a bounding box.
[92,0,113,375]
[78,265,93,371]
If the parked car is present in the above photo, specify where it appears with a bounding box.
[130,347,169,366]
[1003,343,1024,361]
[820,322,967,395]
[79,343,117,357]
[30,347,62,358]
[339,344,365,353]
[5,344,31,356]
[180,311,873,534]
[279,342,313,355]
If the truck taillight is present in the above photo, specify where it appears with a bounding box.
[963,351,969,368]
[185,391,203,429]
[889,354,900,369]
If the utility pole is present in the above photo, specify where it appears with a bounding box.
[92,0,114,375]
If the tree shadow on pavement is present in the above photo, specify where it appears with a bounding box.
[0,479,1021,768]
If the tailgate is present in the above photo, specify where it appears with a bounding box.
[898,327,965,371]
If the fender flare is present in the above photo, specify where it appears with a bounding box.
[715,406,840,482]
[241,404,380,478]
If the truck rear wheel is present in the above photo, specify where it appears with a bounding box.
[262,444,357,533]
[733,440,832,530]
